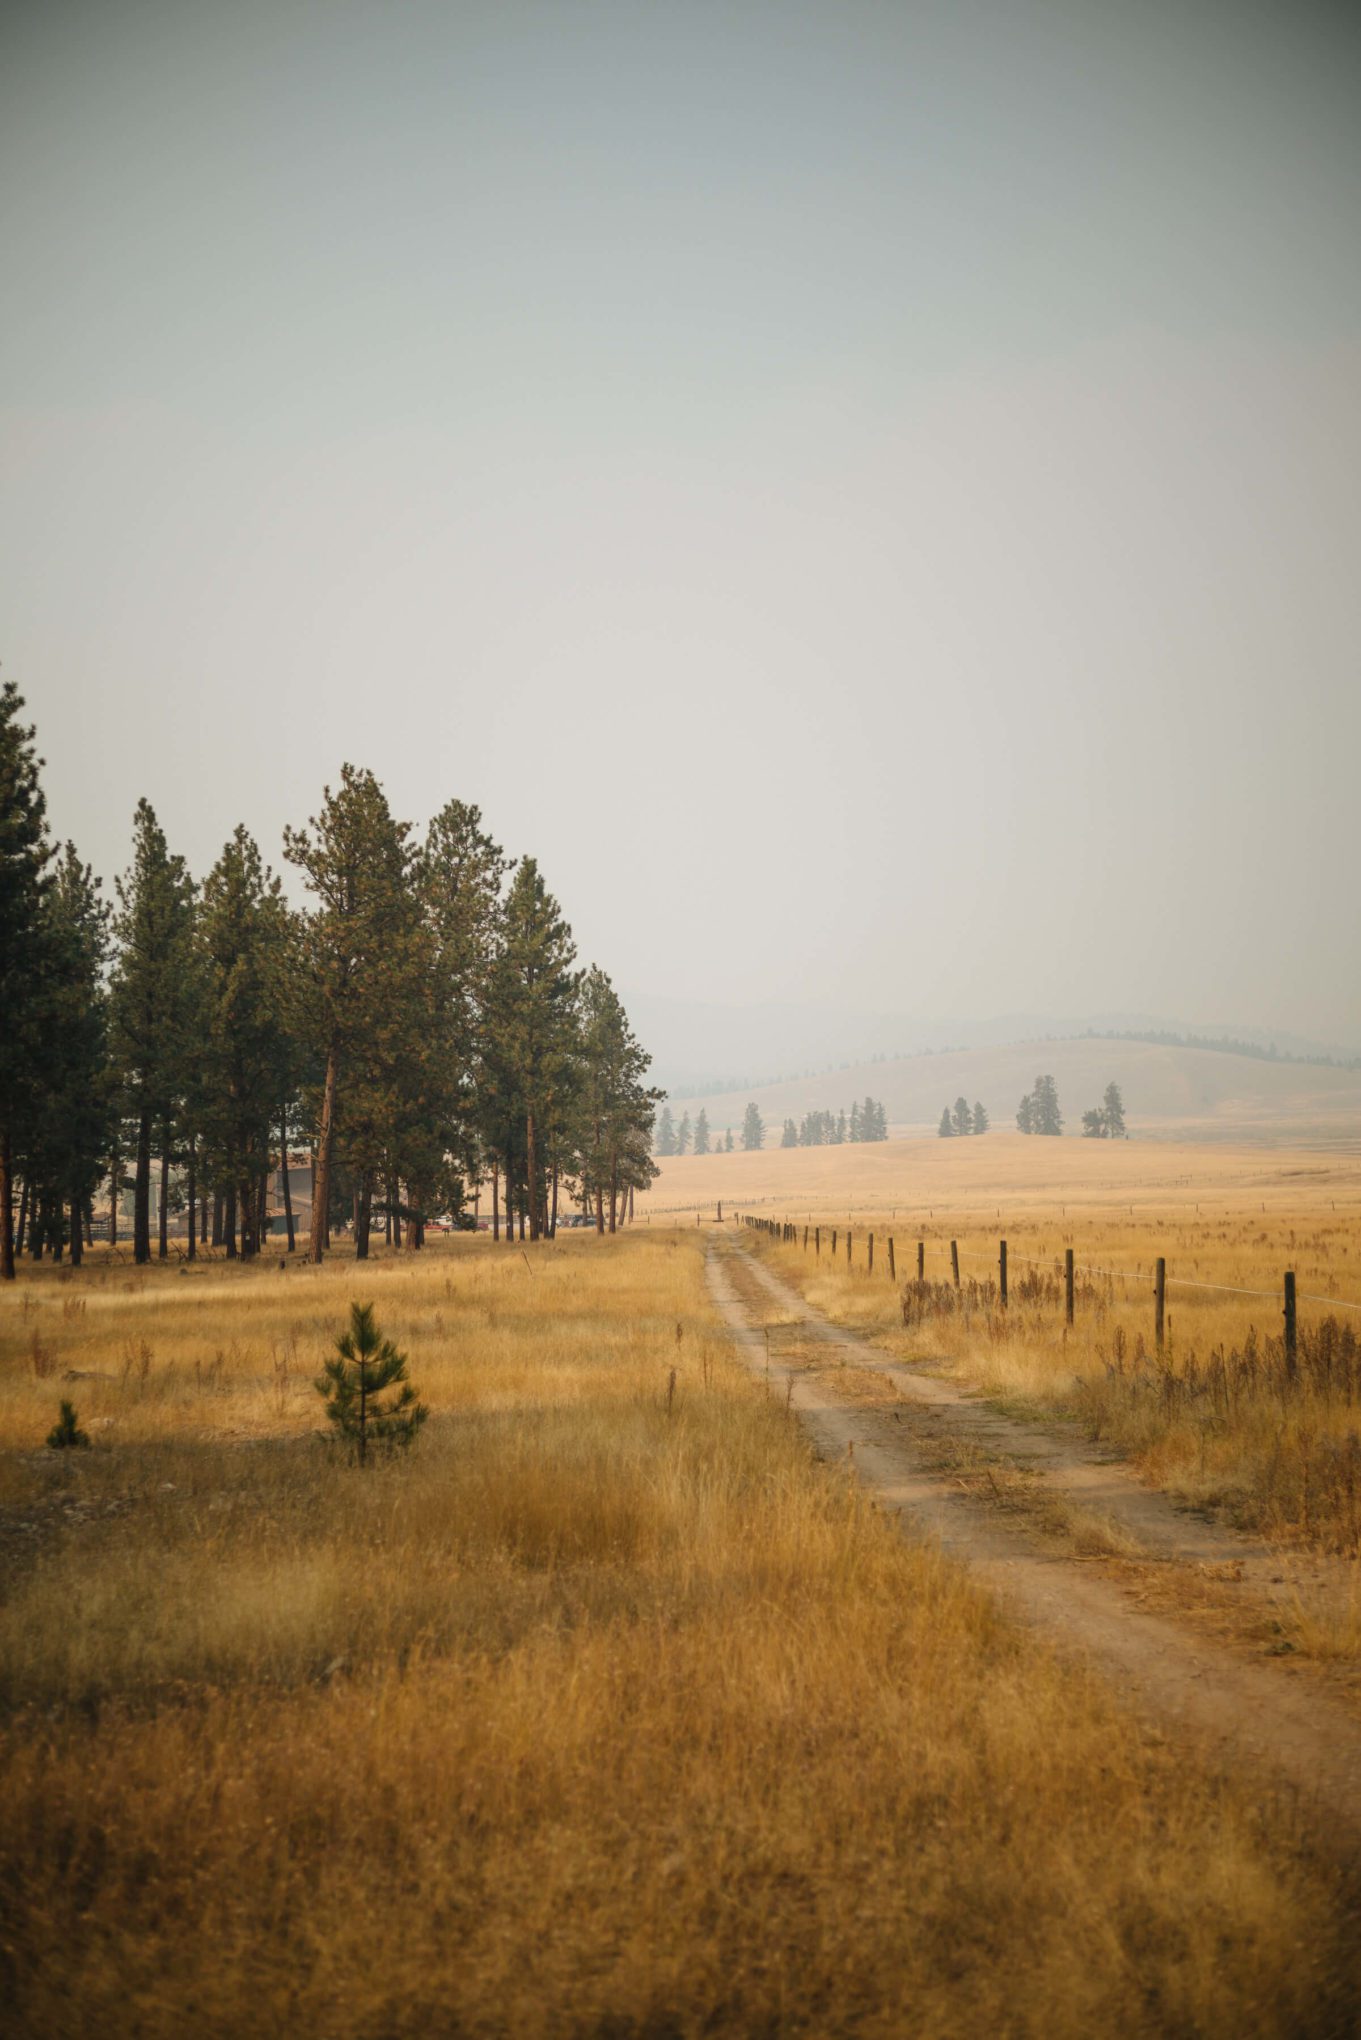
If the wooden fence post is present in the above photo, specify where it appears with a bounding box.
[832,1230,837,1257]
[887,1237,896,1281]
[950,1239,960,1287]
[999,1239,1008,1306]
[917,1239,925,1281]
[1065,1247,1074,1327]
[815,1227,820,1257]
[1284,1271,1297,1373]
[868,1233,874,1274]
[1154,1257,1166,1350]
[847,1230,852,1265]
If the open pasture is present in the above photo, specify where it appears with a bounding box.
[3,1230,1359,2035]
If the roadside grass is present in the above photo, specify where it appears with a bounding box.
[743,1192,1361,1559]
[1,1231,1357,2035]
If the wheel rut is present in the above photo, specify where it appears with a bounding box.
[707,1232,1361,1843]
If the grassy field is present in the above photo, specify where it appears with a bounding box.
[643,1137,1361,1554]
[2,1227,1359,2035]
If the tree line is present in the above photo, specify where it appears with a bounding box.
[652,1105,736,1156]
[781,1098,888,1148]
[0,682,659,1277]
[937,1098,989,1137]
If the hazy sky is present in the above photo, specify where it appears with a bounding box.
[4,0,1359,1046]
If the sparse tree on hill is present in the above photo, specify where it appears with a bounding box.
[1103,1082,1126,1138]
[781,1117,798,1147]
[849,1100,862,1142]
[742,1102,764,1151]
[1081,1107,1107,1138]
[724,1128,734,1152]
[972,1100,989,1134]
[1016,1095,1034,1134]
[1033,1074,1062,1136]
[654,1104,676,1157]
[952,1096,972,1138]
[676,1110,692,1156]
[834,1109,846,1144]
[938,1107,954,1138]
[693,1108,710,1156]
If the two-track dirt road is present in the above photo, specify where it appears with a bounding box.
[707,1230,1361,1842]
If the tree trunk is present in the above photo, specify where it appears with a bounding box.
[69,1188,83,1267]
[0,1128,13,1282]
[186,1135,197,1262]
[492,1157,499,1241]
[310,1042,339,1264]
[550,1159,558,1239]
[212,1192,224,1249]
[134,1109,152,1264]
[526,1110,540,1241]
[629,1186,634,1223]
[390,1174,402,1250]
[224,1184,237,1259]
[356,1171,373,1260]
[595,1181,605,1234]
[201,1192,208,1247]
[609,1149,618,1235]
[158,1137,170,1259]
[280,1114,295,1251]
[108,1137,119,1245]
[14,1169,29,1262]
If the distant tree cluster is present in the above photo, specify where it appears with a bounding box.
[937,1098,989,1138]
[1081,1083,1127,1139]
[779,1098,888,1148]
[1016,1075,1063,1136]
[0,681,659,1279]
[653,1104,734,1155]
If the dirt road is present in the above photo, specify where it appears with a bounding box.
[708,1231,1361,1842]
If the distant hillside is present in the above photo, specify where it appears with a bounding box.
[675,1037,1361,1148]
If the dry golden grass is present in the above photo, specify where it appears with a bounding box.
[2,1230,1358,2035]
[675,1135,1361,1552]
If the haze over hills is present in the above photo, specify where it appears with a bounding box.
[664,1034,1361,1149]
[626,994,1361,1101]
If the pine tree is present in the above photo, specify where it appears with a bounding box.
[284,768,421,1262]
[693,1108,710,1156]
[35,845,112,1263]
[724,1129,734,1152]
[654,1104,677,1157]
[972,1100,989,1134]
[485,858,578,1240]
[938,1107,954,1138]
[316,1302,427,1464]
[1033,1075,1063,1136]
[833,1109,846,1144]
[1103,1082,1126,1138]
[849,1100,863,1142]
[577,967,659,1232]
[196,828,293,1259]
[676,1110,692,1155]
[1016,1095,1034,1135]
[1081,1107,1107,1138]
[110,801,195,1264]
[741,1102,764,1151]
[952,1096,972,1137]
[0,682,55,1280]
[781,1117,798,1147]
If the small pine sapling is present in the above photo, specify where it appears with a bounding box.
[317,1301,428,1464]
[47,1399,90,1450]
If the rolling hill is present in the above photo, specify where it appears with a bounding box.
[670,1037,1361,1148]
